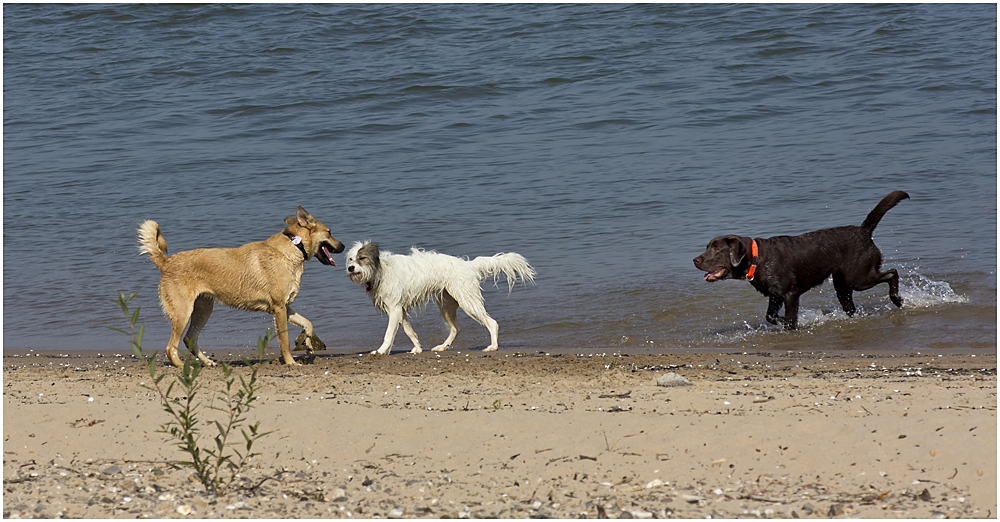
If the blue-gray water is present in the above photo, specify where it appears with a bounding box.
[4,4,996,356]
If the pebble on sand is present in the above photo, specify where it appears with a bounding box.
[656,372,693,387]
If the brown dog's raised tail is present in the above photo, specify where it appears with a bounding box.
[861,190,909,235]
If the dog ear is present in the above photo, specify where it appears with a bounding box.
[727,237,748,267]
[361,242,381,268]
[296,206,316,227]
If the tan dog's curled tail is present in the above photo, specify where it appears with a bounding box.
[471,252,536,293]
[137,220,169,269]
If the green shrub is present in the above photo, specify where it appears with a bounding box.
[111,291,272,496]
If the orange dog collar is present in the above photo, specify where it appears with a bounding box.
[746,240,759,281]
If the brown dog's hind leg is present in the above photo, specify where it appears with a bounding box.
[832,274,857,316]
[880,269,903,308]
[848,268,904,309]
[184,295,217,366]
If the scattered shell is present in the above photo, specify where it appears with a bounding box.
[176,505,192,515]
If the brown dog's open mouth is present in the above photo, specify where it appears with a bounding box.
[317,243,337,266]
[703,268,727,282]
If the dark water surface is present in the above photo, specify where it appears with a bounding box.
[4,4,996,356]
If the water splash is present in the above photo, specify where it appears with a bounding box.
[707,272,968,345]
[898,273,968,308]
[711,320,780,344]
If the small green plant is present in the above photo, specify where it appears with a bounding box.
[111,291,272,496]
[256,326,276,363]
[109,290,145,356]
[491,399,504,411]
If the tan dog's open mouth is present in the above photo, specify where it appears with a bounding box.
[317,241,341,266]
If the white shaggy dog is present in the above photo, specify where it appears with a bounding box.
[345,241,535,354]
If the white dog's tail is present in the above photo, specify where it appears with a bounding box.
[471,253,536,292]
[137,220,169,270]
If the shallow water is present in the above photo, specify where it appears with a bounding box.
[4,4,996,354]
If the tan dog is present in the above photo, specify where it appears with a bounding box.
[137,206,344,367]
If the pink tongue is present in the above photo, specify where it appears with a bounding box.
[704,269,724,282]
[323,245,336,266]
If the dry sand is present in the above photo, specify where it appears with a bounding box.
[3,348,996,519]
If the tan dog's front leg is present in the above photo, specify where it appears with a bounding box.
[289,308,324,350]
[273,307,300,365]
[290,309,324,365]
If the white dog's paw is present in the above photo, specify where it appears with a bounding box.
[482,345,498,352]
[371,345,393,355]
[431,344,450,352]
[410,346,423,354]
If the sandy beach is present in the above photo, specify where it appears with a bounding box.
[3,348,995,519]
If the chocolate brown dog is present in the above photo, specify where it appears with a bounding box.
[693,191,909,329]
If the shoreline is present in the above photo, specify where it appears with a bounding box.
[5,345,996,367]
[4,349,996,519]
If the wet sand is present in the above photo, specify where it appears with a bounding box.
[3,348,996,519]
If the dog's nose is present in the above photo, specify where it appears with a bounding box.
[693,256,702,268]
[347,265,355,272]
